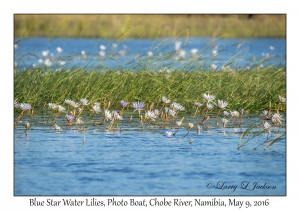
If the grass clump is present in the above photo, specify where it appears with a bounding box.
[14,66,286,114]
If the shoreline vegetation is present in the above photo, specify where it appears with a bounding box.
[14,14,286,39]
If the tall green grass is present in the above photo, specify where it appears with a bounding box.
[14,66,286,114]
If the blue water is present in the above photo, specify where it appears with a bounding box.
[14,115,286,196]
[14,37,286,70]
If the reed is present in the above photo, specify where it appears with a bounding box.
[14,66,286,114]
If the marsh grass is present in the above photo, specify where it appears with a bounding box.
[14,66,286,114]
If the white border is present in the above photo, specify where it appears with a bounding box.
[3,1,298,209]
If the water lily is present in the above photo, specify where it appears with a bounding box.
[166,108,177,117]
[56,105,66,113]
[216,100,228,118]
[65,99,79,108]
[19,103,32,111]
[184,123,194,137]
[65,114,74,124]
[202,93,215,103]
[132,101,145,115]
[120,100,128,109]
[222,118,228,128]
[191,48,198,56]
[171,102,185,111]
[162,96,171,104]
[271,113,283,126]
[56,47,63,53]
[104,110,112,121]
[14,99,19,108]
[223,111,230,117]
[145,110,157,121]
[148,51,153,57]
[42,50,49,57]
[112,111,123,120]
[193,102,203,118]
[211,64,217,70]
[80,99,89,106]
[165,131,173,137]
[100,45,106,51]
[230,110,240,118]
[263,121,272,139]
[54,124,61,131]
[90,103,101,119]
[278,95,286,103]
[196,124,201,134]
[217,100,228,109]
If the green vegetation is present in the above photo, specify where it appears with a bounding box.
[14,14,286,39]
[14,66,286,114]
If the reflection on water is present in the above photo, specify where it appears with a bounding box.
[14,115,286,195]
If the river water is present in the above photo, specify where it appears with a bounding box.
[14,37,286,70]
[14,114,286,196]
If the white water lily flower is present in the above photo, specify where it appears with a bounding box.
[56,105,66,113]
[14,99,20,108]
[202,93,215,103]
[262,110,270,117]
[191,48,198,56]
[64,99,79,108]
[132,101,145,114]
[223,111,230,117]
[92,104,101,114]
[100,45,106,51]
[104,110,112,120]
[230,110,240,118]
[48,103,57,110]
[211,64,217,70]
[263,121,272,130]
[188,123,194,129]
[171,102,185,111]
[222,118,228,126]
[194,102,203,107]
[176,121,182,127]
[279,95,286,103]
[80,99,89,106]
[19,103,32,111]
[154,109,160,116]
[42,50,49,57]
[65,114,74,123]
[162,96,171,104]
[206,103,214,110]
[55,124,61,131]
[217,100,228,109]
[272,113,283,124]
[145,110,157,121]
[167,109,177,117]
[112,111,123,120]
[165,131,173,137]
[148,51,153,57]
[56,47,63,53]
[120,100,128,109]
[44,59,52,67]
